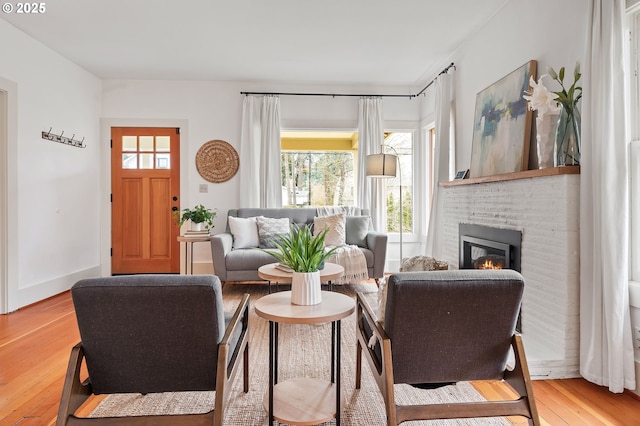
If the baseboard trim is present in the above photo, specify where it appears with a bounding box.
[12,265,102,312]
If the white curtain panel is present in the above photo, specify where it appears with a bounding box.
[239,95,282,208]
[425,71,455,258]
[356,97,386,232]
[260,96,282,207]
[580,0,635,392]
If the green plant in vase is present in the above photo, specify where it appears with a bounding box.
[173,204,217,231]
[262,225,340,305]
[548,62,582,166]
[264,225,338,272]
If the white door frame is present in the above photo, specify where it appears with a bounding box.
[100,118,188,277]
[0,77,18,314]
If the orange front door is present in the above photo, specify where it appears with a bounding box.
[111,127,180,274]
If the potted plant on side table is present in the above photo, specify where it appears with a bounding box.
[173,204,217,233]
[263,225,338,305]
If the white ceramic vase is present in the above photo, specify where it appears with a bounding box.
[291,271,322,305]
[536,111,559,169]
[191,222,204,232]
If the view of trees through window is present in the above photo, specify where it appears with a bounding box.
[384,132,412,233]
[280,131,412,235]
[281,152,355,207]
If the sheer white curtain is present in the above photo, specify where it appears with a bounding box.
[425,71,455,258]
[239,95,282,208]
[580,0,635,392]
[357,97,386,231]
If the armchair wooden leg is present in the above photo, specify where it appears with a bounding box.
[56,343,92,426]
[505,335,540,426]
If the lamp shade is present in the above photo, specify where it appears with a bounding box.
[366,153,397,178]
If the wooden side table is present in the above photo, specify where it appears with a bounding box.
[176,235,210,275]
[257,262,344,292]
[255,291,355,425]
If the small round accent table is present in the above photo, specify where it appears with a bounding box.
[254,291,355,425]
[176,235,210,275]
[258,262,344,292]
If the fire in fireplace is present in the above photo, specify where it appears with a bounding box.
[459,224,521,272]
[459,224,523,331]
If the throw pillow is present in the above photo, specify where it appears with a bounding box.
[255,216,290,248]
[228,216,259,249]
[345,216,370,248]
[313,213,346,247]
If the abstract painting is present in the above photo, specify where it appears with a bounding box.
[469,60,536,177]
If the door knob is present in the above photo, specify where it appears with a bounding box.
[172,196,178,201]
[172,206,178,211]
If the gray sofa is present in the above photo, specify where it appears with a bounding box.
[210,208,387,284]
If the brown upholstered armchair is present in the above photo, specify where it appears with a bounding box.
[355,270,540,425]
[57,274,249,426]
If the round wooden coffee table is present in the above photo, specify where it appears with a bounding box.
[255,290,355,425]
[258,262,344,292]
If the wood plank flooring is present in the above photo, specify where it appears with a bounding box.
[2,290,639,425]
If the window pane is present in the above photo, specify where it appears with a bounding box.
[122,136,137,152]
[156,153,170,169]
[140,153,154,169]
[122,153,137,169]
[139,136,154,152]
[156,136,170,152]
[385,132,413,233]
[281,151,355,208]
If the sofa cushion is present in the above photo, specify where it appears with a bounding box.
[256,216,290,248]
[345,216,370,248]
[226,248,278,271]
[313,213,346,246]
[228,216,259,249]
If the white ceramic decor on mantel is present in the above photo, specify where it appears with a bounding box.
[291,271,322,305]
[536,110,559,169]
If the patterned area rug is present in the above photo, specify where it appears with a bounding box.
[89,283,510,425]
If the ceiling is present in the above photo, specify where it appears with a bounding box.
[1,0,509,87]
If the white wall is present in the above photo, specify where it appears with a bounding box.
[0,19,102,312]
[102,80,422,266]
[449,0,588,172]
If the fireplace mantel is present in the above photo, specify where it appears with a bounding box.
[441,166,580,187]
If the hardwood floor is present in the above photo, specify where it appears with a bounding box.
[2,290,640,425]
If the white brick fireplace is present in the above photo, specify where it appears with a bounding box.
[439,168,580,379]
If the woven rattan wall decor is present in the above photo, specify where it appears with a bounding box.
[195,140,239,183]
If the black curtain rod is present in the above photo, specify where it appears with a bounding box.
[240,62,455,99]
[239,91,415,98]
[415,62,456,97]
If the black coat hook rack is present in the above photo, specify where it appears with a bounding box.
[41,127,86,148]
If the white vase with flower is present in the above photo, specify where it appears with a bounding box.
[523,75,561,169]
[524,62,582,168]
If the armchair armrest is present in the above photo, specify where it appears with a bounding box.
[357,292,390,353]
[366,231,388,279]
[217,293,250,403]
[220,293,250,373]
[210,233,233,281]
[355,292,393,398]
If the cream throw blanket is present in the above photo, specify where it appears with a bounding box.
[316,206,357,217]
[316,206,368,284]
[326,244,369,284]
